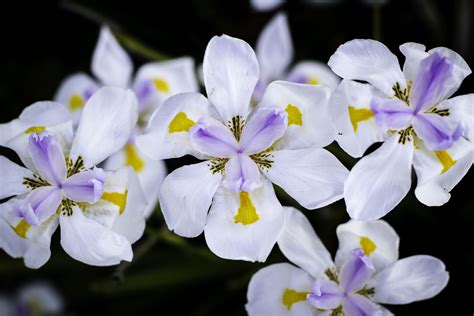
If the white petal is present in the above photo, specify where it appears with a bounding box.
[335,220,399,271]
[328,39,405,96]
[60,206,133,266]
[0,156,33,199]
[278,207,333,278]
[265,148,348,209]
[204,179,284,262]
[91,26,133,88]
[372,255,449,304]
[71,87,138,167]
[256,13,293,82]
[439,94,474,141]
[328,79,385,158]
[399,42,428,83]
[287,61,341,92]
[203,35,259,122]
[413,137,473,206]
[136,92,215,160]
[19,283,63,313]
[259,81,335,149]
[246,263,316,316]
[250,0,284,11]
[344,135,414,220]
[159,161,222,238]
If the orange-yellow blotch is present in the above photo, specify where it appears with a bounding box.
[168,112,196,133]
[282,288,309,310]
[285,104,303,126]
[307,76,320,85]
[360,236,377,255]
[234,191,259,225]
[153,77,170,93]
[13,219,31,239]
[68,93,85,111]
[125,144,145,173]
[434,150,456,174]
[102,191,128,215]
[24,126,46,134]
[348,105,374,132]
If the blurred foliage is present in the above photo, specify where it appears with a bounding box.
[0,0,472,314]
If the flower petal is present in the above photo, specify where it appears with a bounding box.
[328,79,385,158]
[159,162,222,238]
[344,135,414,220]
[307,278,343,310]
[256,13,293,83]
[62,168,105,203]
[343,294,383,316]
[189,116,239,157]
[258,81,334,149]
[335,220,399,272]
[339,249,375,293]
[413,113,461,151]
[371,97,413,132]
[223,154,262,192]
[371,255,449,304]
[328,39,405,96]
[264,148,348,209]
[278,207,334,278]
[60,206,133,266]
[70,87,138,167]
[246,263,316,316]
[14,187,62,227]
[0,156,33,199]
[250,0,284,11]
[91,26,132,88]
[203,35,259,122]
[204,179,284,262]
[399,42,429,83]
[439,94,474,141]
[287,61,340,92]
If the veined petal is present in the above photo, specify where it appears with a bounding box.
[287,61,341,92]
[413,137,472,206]
[256,13,293,83]
[62,168,105,203]
[204,179,284,262]
[159,162,222,238]
[136,93,216,160]
[344,135,414,220]
[399,42,429,83]
[336,220,399,272]
[371,255,449,304]
[258,81,334,149]
[203,35,259,122]
[91,26,132,88]
[307,278,343,310]
[278,207,334,278]
[239,107,288,154]
[60,206,133,266]
[439,94,474,141]
[413,113,461,151]
[339,249,375,293]
[14,187,62,227]
[371,97,414,132]
[343,294,383,316]
[265,148,348,209]
[328,39,406,96]
[189,116,239,157]
[328,80,384,158]
[70,87,138,167]
[0,156,33,199]
[223,154,262,192]
[246,263,316,316]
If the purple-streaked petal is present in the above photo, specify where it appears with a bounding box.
[62,168,105,203]
[189,117,238,158]
[307,278,343,310]
[371,97,414,131]
[413,114,462,151]
[28,131,67,186]
[14,187,62,226]
[239,107,288,154]
[339,248,375,293]
[411,52,454,113]
[343,294,382,316]
[222,154,262,192]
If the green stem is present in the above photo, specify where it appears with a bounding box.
[372,0,382,41]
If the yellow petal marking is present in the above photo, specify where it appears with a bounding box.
[360,236,377,255]
[13,219,31,239]
[102,191,128,215]
[168,112,196,133]
[24,126,46,134]
[234,191,259,225]
[307,76,320,85]
[285,104,303,126]
[153,77,170,93]
[282,288,309,310]
[68,93,85,111]
[434,150,457,174]
[348,105,374,132]
[125,143,145,173]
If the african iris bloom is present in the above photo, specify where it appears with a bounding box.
[137,34,348,261]
[327,40,473,220]
[246,207,449,315]
[0,87,146,268]
[55,26,198,217]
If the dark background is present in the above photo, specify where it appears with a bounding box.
[0,0,472,315]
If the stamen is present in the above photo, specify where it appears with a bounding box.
[330,306,344,316]
[324,268,339,283]
[66,157,85,178]
[356,286,375,297]
[208,158,228,174]
[249,150,274,170]
[23,174,50,190]
[397,126,415,145]
[392,81,412,104]
[60,198,76,216]
[227,116,245,141]
[426,107,450,117]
